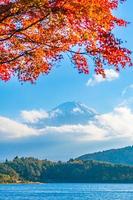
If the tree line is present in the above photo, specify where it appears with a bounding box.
[0,157,133,183]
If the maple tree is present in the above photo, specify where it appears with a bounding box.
[0,0,132,82]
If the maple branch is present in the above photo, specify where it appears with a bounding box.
[0,49,36,65]
[0,13,50,42]
[0,3,12,15]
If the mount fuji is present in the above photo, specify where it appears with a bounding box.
[32,101,97,128]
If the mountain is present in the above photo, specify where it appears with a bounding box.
[1,157,133,183]
[77,146,133,165]
[34,101,97,127]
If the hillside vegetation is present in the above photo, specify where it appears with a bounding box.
[77,146,133,165]
[0,157,133,183]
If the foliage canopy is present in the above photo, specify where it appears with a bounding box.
[0,0,132,82]
[1,157,133,183]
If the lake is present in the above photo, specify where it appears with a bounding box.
[0,183,133,200]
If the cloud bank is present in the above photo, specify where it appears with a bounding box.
[21,109,49,123]
[0,116,37,140]
[87,69,119,86]
[0,106,133,144]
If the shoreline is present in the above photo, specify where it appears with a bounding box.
[1,182,133,185]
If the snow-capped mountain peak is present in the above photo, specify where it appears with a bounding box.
[33,102,97,127]
[50,101,97,117]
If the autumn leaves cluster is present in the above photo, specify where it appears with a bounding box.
[0,0,132,82]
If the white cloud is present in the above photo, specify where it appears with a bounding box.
[0,116,37,140]
[0,106,133,144]
[0,115,106,141]
[21,109,49,123]
[121,84,133,97]
[95,107,133,140]
[119,84,133,109]
[38,106,133,142]
[87,69,119,86]
[39,123,107,142]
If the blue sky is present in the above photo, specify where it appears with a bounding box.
[0,0,133,160]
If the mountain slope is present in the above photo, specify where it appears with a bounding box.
[77,146,133,165]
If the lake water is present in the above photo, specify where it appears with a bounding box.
[0,183,133,200]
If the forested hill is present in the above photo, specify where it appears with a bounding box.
[77,146,133,165]
[0,157,133,183]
